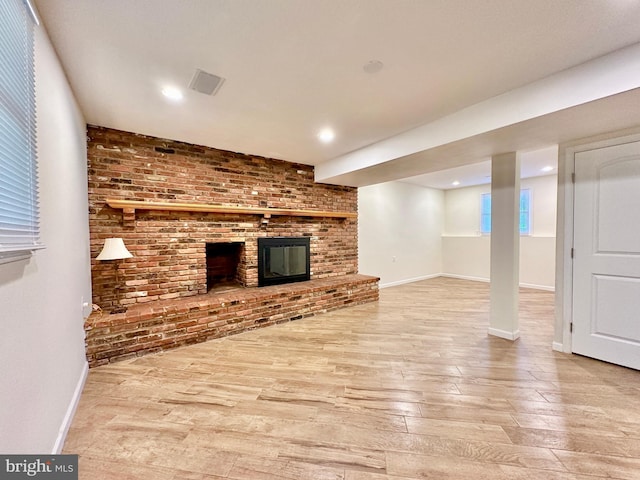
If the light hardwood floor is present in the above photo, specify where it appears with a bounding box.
[64,277,640,479]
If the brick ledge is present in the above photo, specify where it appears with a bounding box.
[85,274,379,367]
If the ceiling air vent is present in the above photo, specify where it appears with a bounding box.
[189,69,225,96]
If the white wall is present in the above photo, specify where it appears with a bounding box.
[442,175,557,289]
[358,182,443,287]
[0,23,91,453]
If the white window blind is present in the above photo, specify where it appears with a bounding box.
[0,0,43,264]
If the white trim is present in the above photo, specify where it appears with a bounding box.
[52,361,88,454]
[0,252,32,265]
[440,273,489,283]
[0,245,46,266]
[552,342,564,352]
[441,274,554,292]
[519,283,555,292]
[379,273,441,289]
[488,327,521,341]
[441,235,483,238]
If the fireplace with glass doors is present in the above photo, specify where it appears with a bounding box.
[257,237,310,287]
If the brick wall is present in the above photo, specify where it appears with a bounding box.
[88,126,358,310]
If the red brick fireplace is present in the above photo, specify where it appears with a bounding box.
[85,126,378,366]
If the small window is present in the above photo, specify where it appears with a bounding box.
[480,193,492,234]
[480,189,531,235]
[0,0,43,264]
[519,189,531,235]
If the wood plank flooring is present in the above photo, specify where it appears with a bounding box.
[63,277,640,479]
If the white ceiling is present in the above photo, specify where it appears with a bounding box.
[33,0,640,186]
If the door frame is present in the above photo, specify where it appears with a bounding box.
[556,127,640,354]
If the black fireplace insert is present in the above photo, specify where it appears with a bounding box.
[258,237,310,287]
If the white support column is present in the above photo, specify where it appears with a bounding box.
[489,152,521,340]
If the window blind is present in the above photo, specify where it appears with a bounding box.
[0,0,43,263]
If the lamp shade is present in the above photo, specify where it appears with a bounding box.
[96,238,133,261]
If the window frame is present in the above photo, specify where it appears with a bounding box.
[480,188,532,236]
[519,188,532,236]
[480,192,492,235]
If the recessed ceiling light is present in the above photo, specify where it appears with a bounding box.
[541,166,554,172]
[317,128,335,143]
[452,180,460,186]
[161,86,183,101]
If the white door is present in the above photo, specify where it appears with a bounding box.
[573,141,640,370]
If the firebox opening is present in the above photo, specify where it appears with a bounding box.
[206,242,244,292]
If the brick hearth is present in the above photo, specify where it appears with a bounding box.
[85,274,378,367]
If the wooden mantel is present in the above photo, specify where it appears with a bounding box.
[106,198,357,222]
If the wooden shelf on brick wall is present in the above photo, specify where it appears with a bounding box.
[106,198,357,222]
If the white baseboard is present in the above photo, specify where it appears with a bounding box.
[552,341,564,352]
[442,274,555,292]
[520,282,555,292]
[379,273,441,289]
[377,273,555,292]
[488,327,521,341]
[440,273,489,283]
[52,361,88,454]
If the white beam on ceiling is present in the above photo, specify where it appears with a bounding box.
[315,42,640,186]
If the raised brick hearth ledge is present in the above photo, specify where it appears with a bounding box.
[85,274,379,367]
